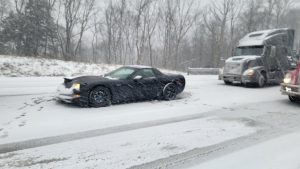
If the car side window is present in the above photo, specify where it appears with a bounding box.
[134,69,156,79]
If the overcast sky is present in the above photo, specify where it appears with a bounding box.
[96,0,300,9]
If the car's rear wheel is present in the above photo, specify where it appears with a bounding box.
[89,86,111,108]
[289,96,300,103]
[163,83,177,100]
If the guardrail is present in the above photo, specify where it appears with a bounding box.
[187,67,220,75]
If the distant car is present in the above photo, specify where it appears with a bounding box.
[57,66,185,107]
[281,61,300,102]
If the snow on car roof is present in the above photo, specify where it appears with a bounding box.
[125,65,153,69]
[238,28,290,47]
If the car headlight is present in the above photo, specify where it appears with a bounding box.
[72,83,81,90]
[283,73,292,84]
[243,69,255,76]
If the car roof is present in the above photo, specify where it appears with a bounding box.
[125,65,153,69]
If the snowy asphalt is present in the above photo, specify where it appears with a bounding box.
[0,75,300,168]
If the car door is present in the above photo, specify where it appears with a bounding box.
[131,69,160,100]
[112,79,136,103]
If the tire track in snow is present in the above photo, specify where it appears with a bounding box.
[0,100,281,154]
[0,93,55,97]
[0,112,210,154]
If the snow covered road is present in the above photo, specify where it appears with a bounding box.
[0,75,300,169]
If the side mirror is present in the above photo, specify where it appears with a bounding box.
[270,46,276,58]
[133,75,143,81]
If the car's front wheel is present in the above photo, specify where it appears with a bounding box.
[163,83,177,100]
[289,96,300,103]
[89,86,111,108]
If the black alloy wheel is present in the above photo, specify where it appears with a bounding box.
[89,86,111,107]
[163,83,177,100]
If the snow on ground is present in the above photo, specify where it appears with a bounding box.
[0,75,281,144]
[1,56,299,169]
[0,75,299,169]
[0,117,257,169]
[188,131,300,169]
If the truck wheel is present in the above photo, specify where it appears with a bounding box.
[224,81,232,85]
[244,83,253,88]
[257,74,266,88]
[289,96,300,103]
[89,86,112,108]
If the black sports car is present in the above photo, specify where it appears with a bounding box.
[57,66,185,107]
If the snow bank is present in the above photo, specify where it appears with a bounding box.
[0,55,182,77]
[0,55,120,77]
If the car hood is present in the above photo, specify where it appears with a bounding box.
[226,55,261,63]
[69,76,114,84]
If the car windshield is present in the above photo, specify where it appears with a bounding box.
[105,67,136,80]
[234,46,264,56]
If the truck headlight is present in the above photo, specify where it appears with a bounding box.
[72,83,81,90]
[243,69,255,76]
[219,68,224,75]
[283,73,292,84]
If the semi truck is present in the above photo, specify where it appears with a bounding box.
[219,28,299,87]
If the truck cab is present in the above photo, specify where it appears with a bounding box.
[220,28,297,87]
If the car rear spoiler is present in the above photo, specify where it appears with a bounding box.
[64,78,73,84]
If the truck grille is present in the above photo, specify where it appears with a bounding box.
[224,63,243,75]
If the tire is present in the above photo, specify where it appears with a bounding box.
[89,86,111,108]
[163,83,178,100]
[257,73,266,88]
[244,83,253,88]
[289,96,300,103]
[224,81,232,85]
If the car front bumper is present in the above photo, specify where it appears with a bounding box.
[281,83,300,97]
[222,73,260,84]
[222,74,242,83]
[241,74,259,84]
[56,84,80,103]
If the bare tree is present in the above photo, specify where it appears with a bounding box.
[62,0,81,61]
[273,0,294,27]
[134,0,152,65]
[145,0,159,66]
[172,0,198,69]
[204,0,231,67]
[14,0,27,14]
[74,0,96,59]
[0,0,11,21]
[228,0,243,57]
[55,0,96,61]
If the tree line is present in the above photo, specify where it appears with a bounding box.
[0,0,298,71]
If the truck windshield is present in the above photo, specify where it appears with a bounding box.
[234,46,264,56]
